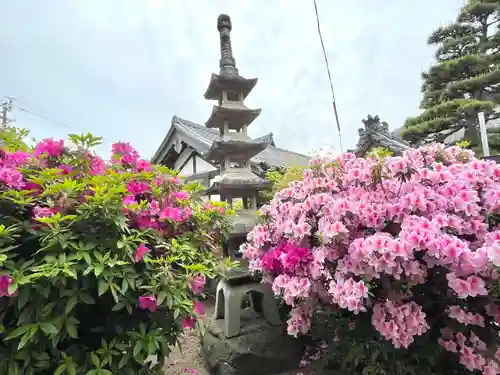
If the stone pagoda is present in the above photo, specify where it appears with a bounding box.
[204,14,269,268]
[202,14,281,338]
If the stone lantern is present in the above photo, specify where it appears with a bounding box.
[202,14,281,338]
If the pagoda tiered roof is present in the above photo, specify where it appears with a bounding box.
[203,73,258,101]
[205,169,270,195]
[205,104,261,129]
[205,133,268,161]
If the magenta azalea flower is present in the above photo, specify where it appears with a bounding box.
[123,195,136,206]
[135,244,150,263]
[126,181,150,195]
[136,159,152,172]
[189,274,206,294]
[112,142,135,155]
[90,156,106,175]
[4,151,31,167]
[181,316,196,330]
[138,295,157,312]
[193,300,205,316]
[32,206,57,219]
[0,275,14,297]
[33,138,64,158]
[172,191,190,200]
[0,167,23,188]
[57,164,73,175]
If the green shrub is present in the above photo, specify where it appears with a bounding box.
[0,129,232,375]
[260,166,306,201]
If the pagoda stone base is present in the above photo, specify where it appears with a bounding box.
[201,308,305,375]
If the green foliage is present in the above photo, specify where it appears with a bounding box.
[260,166,306,201]
[456,139,471,148]
[0,129,232,374]
[308,307,468,375]
[306,267,474,375]
[403,0,500,153]
[366,147,393,159]
[0,127,32,152]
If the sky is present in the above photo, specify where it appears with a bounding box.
[0,0,465,159]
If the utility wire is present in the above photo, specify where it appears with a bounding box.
[312,0,344,154]
[6,96,44,115]
[5,96,114,144]
[17,106,76,131]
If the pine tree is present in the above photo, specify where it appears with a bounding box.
[402,0,500,154]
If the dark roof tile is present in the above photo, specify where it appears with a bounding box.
[170,116,310,168]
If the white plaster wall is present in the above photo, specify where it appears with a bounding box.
[195,156,217,173]
[179,157,194,177]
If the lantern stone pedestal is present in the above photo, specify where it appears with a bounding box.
[213,279,281,338]
[201,307,305,375]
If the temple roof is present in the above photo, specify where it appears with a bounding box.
[151,116,310,169]
[352,115,412,156]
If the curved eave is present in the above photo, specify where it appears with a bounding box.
[205,106,261,129]
[203,73,258,100]
[206,140,268,161]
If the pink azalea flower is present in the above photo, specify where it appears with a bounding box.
[112,142,135,155]
[172,191,190,200]
[33,138,64,158]
[135,244,150,263]
[120,152,139,166]
[183,207,193,220]
[123,195,136,205]
[181,316,196,330]
[57,164,73,175]
[148,200,160,214]
[33,206,57,219]
[127,181,151,195]
[90,156,106,175]
[193,300,205,316]
[189,274,206,294]
[4,151,31,167]
[136,159,152,172]
[23,182,43,195]
[159,207,182,221]
[138,295,157,312]
[0,167,23,188]
[0,275,14,297]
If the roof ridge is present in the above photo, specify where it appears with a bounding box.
[267,143,309,158]
[173,115,215,131]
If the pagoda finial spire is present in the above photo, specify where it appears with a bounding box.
[217,14,238,76]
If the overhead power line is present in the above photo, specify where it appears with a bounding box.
[5,96,114,144]
[17,106,76,131]
[312,0,344,154]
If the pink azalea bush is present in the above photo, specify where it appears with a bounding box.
[0,128,231,375]
[242,144,500,375]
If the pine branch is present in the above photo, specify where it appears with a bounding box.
[403,1,500,148]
